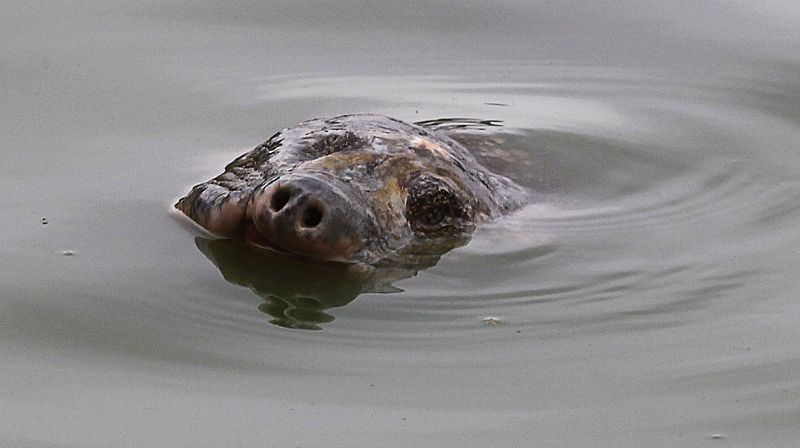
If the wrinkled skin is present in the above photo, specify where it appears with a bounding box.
[175,114,526,264]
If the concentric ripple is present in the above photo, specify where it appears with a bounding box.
[145,67,800,348]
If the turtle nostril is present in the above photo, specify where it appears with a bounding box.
[270,187,291,212]
[301,205,324,228]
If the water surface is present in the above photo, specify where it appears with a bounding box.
[2,1,800,447]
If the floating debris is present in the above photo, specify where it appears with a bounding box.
[60,250,76,256]
[41,217,48,225]
[710,434,724,440]
[482,316,503,326]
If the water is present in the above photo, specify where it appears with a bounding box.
[2,1,800,447]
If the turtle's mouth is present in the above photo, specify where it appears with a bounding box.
[245,174,373,263]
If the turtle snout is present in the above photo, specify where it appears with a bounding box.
[249,176,368,261]
[266,184,326,229]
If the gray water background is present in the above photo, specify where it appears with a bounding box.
[2,1,800,447]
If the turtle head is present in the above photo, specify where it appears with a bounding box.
[243,150,483,264]
[175,115,516,265]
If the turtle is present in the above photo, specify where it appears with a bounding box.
[175,114,527,265]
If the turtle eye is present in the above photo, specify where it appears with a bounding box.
[405,176,465,232]
[425,207,446,227]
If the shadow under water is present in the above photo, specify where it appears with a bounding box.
[195,237,444,330]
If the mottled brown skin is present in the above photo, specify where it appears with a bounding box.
[175,114,526,264]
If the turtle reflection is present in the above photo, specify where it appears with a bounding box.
[195,237,441,330]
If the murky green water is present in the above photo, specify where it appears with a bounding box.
[3,1,800,447]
